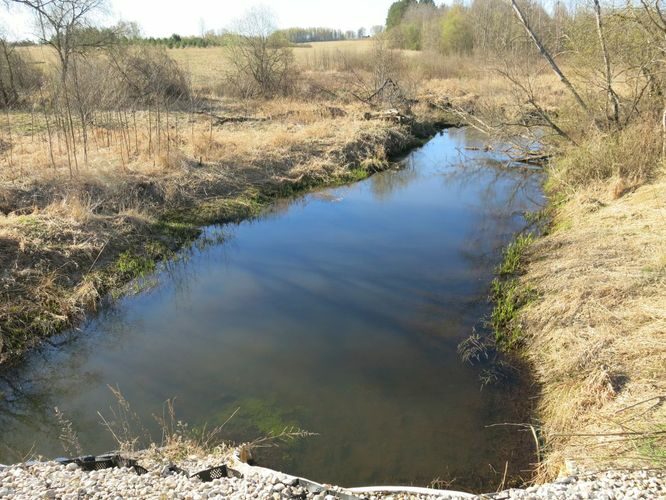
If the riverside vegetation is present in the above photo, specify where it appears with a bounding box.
[0,0,665,489]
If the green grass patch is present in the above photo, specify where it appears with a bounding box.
[115,251,157,279]
[497,234,534,276]
[490,232,537,350]
[217,397,304,437]
[490,278,536,349]
[635,424,666,465]
[164,193,264,227]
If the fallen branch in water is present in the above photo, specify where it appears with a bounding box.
[511,154,552,167]
[431,101,496,135]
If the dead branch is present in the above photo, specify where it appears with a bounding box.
[194,110,268,125]
[497,68,577,144]
[511,154,552,167]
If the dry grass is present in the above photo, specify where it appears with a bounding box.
[21,41,379,93]
[164,41,376,93]
[423,70,564,117]
[548,121,664,197]
[517,175,666,477]
[0,99,414,191]
[166,42,487,97]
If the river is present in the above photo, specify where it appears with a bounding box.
[0,128,544,491]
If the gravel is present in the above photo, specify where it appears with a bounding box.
[487,470,665,500]
[0,456,663,499]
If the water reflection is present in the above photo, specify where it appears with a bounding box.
[0,128,544,490]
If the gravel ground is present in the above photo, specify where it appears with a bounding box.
[487,470,665,500]
[0,455,663,499]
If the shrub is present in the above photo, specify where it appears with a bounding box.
[0,39,43,107]
[111,46,191,105]
[225,7,298,98]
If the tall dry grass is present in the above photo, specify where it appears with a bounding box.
[548,121,665,197]
[518,175,666,477]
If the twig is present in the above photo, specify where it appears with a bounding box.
[86,241,108,274]
[496,461,509,493]
[615,395,666,413]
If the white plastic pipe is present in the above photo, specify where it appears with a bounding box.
[348,485,476,498]
[230,451,477,498]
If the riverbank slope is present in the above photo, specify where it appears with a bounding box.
[522,175,665,477]
[495,117,666,476]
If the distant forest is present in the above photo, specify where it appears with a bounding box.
[11,24,379,49]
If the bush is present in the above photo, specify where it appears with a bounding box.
[440,5,474,54]
[0,39,43,107]
[110,46,191,105]
[225,7,298,98]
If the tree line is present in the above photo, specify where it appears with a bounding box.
[384,0,568,55]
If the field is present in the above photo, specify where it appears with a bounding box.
[21,40,380,90]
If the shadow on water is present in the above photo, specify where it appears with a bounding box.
[0,128,545,491]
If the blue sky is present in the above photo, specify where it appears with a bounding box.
[1,0,398,40]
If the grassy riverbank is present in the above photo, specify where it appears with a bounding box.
[490,122,666,478]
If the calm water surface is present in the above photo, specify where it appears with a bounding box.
[0,129,543,490]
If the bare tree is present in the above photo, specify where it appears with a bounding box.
[6,0,110,172]
[630,0,666,155]
[592,0,620,128]
[6,0,108,86]
[0,35,19,106]
[226,6,296,97]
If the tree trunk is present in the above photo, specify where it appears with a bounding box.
[509,0,599,129]
[593,0,620,128]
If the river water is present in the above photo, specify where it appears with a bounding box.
[0,128,543,491]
